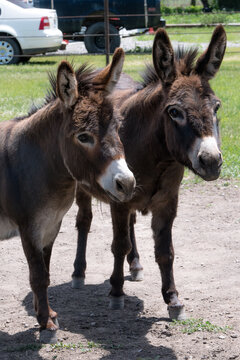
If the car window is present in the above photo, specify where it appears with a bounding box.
[7,0,32,8]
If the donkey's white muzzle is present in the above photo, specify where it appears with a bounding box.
[189,136,222,181]
[97,158,136,202]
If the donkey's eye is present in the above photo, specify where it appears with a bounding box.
[214,102,221,114]
[77,133,94,145]
[168,107,184,120]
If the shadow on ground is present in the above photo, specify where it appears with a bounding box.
[0,279,176,360]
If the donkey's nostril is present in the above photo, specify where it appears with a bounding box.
[199,152,222,171]
[116,179,124,193]
[218,153,223,167]
[114,175,135,199]
[199,154,206,168]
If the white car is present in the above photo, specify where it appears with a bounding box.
[0,0,63,64]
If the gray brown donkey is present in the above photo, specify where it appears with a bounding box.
[72,26,226,320]
[0,48,136,333]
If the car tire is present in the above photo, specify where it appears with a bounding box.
[0,38,21,65]
[84,22,120,54]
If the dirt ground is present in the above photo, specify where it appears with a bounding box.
[0,180,240,360]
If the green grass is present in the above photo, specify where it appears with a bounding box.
[0,50,239,179]
[51,341,100,352]
[171,318,231,334]
[162,0,203,6]
[211,55,240,178]
[49,340,122,353]
[163,12,240,24]
[0,54,150,122]
[137,26,240,44]
[0,56,106,121]
[50,341,99,352]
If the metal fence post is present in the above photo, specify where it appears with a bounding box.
[104,0,110,65]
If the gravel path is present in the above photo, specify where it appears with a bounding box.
[54,37,240,56]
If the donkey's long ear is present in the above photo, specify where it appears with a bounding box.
[152,28,176,84]
[93,48,124,93]
[56,61,78,108]
[194,25,226,80]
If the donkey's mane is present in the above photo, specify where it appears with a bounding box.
[14,63,96,122]
[141,46,199,87]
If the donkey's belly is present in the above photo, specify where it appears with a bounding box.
[0,215,19,240]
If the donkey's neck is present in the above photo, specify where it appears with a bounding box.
[119,83,171,162]
[21,100,73,182]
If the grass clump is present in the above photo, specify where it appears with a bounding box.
[171,318,231,334]
[50,341,99,352]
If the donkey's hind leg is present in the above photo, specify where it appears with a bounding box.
[72,187,92,289]
[127,212,144,281]
[109,203,131,310]
[151,197,186,321]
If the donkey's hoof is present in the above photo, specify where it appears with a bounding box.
[168,305,186,321]
[52,317,59,328]
[109,296,125,310]
[72,277,85,289]
[130,269,144,281]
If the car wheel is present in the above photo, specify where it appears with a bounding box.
[0,38,21,65]
[84,22,120,54]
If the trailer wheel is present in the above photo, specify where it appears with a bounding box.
[84,22,120,54]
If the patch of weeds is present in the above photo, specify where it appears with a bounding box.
[223,181,230,186]
[87,341,99,349]
[171,318,231,334]
[50,341,100,353]
[6,343,44,352]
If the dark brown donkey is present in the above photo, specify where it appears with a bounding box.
[0,49,136,333]
[72,26,226,320]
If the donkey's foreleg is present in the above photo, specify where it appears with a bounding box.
[72,188,92,288]
[127,212,144,281]
[151,199,186,320]
[33,242,57,320]
[21,243,56,330]
[20,227,59,332]
[42,243,57,319]
[109,203,131,310]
